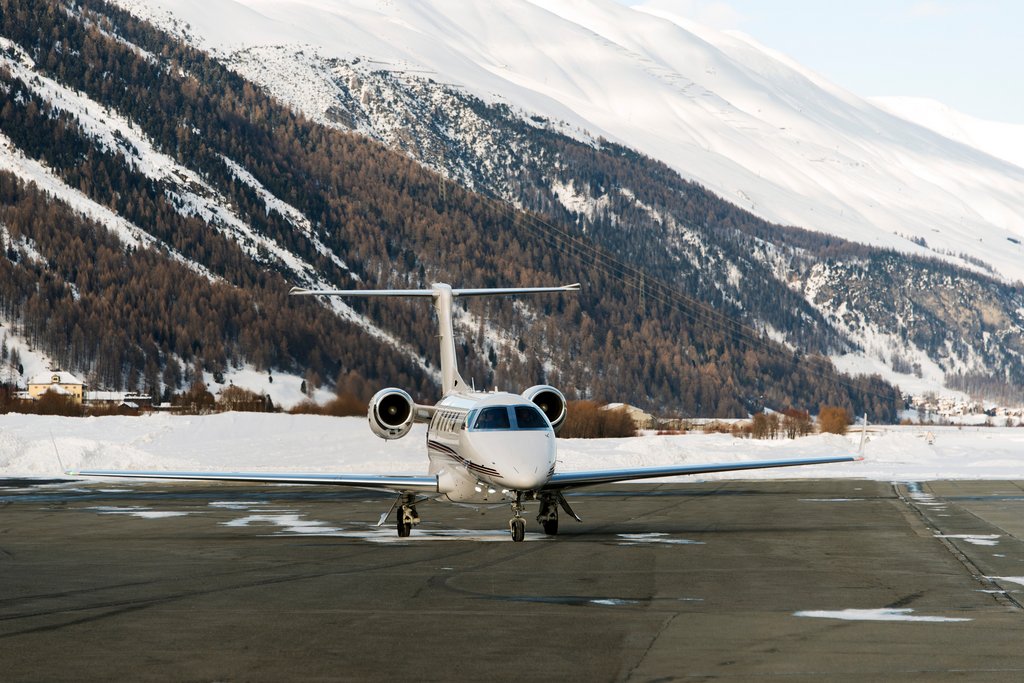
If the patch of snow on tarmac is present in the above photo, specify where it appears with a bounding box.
[794,608,971,623]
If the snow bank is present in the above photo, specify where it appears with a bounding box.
[2,413,1021,481]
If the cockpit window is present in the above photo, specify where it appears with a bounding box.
[468,405,552,431]
[474,406,510,430]
[514,405,549,429]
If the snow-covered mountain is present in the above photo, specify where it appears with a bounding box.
[2,0,1021,416]
[870,96,1024,172]
[116,0,1024,283]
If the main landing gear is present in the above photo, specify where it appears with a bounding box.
[537,495,559,536]
[394,494,420,538]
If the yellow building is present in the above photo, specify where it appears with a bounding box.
[27,371,86,403]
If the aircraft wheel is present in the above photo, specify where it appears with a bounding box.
[542,518,558,535]
[511,518,526,542]
[396,509,411,537]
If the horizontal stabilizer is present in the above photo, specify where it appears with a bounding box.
[290,281,580,394]
[451,284,580,297]
[289,286,436,297]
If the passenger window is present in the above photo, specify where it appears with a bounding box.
[514,405,549,429]
[474,407,511,430]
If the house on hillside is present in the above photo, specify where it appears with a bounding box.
[23,372,153,411]
[85,390,153,411]
[27,371,86,403]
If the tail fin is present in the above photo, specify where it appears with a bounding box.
[290,283,580,395]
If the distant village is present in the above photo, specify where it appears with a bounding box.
[0,361,300,417]
[905,393,1023,426]
[12,370,152,412]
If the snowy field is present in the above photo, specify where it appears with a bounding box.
[1,412,1022,482]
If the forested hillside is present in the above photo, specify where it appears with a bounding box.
[0,0,911,418]
[204,22,1024,408]
[264,45,1024,405]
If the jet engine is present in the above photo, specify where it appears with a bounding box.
[522,385,567,433]
[368,388,416,440]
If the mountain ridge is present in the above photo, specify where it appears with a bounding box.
[870,95,1024,171]
[1,0,1020,418]
[133,0,1022,405]
[113,0,1024,283]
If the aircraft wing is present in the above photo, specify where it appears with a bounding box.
[65,469,440,493]
[542,455,859,490]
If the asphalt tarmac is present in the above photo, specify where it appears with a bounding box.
[2,478,1024,681]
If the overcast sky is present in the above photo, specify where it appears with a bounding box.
[628,1,1023,124]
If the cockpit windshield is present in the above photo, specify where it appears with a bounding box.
[470,405,550,431]
[514,405,549,429]
[473,406,511,430]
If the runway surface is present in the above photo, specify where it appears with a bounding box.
[2,478,1024,681]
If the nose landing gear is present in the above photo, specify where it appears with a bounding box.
[509,493,526,542]
[510,517,525,542]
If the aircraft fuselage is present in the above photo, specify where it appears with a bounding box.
[427,390,557,504]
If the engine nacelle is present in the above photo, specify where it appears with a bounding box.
[522,385,568,433]
[368,388,416,440]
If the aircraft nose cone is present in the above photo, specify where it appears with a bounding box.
[499,454,557,491]
[476,430,555,491]
[503,466,548,491]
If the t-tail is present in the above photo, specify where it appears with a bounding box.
[289,282,581,395]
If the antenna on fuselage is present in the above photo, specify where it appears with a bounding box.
[289,282,580,395]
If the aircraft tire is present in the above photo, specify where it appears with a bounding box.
[396,509,412,537]
[542,518,558,535]
[511,518,526,542]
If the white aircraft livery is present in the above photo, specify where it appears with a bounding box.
[69,283,857,541]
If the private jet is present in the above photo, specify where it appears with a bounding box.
[69,283,857,541]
